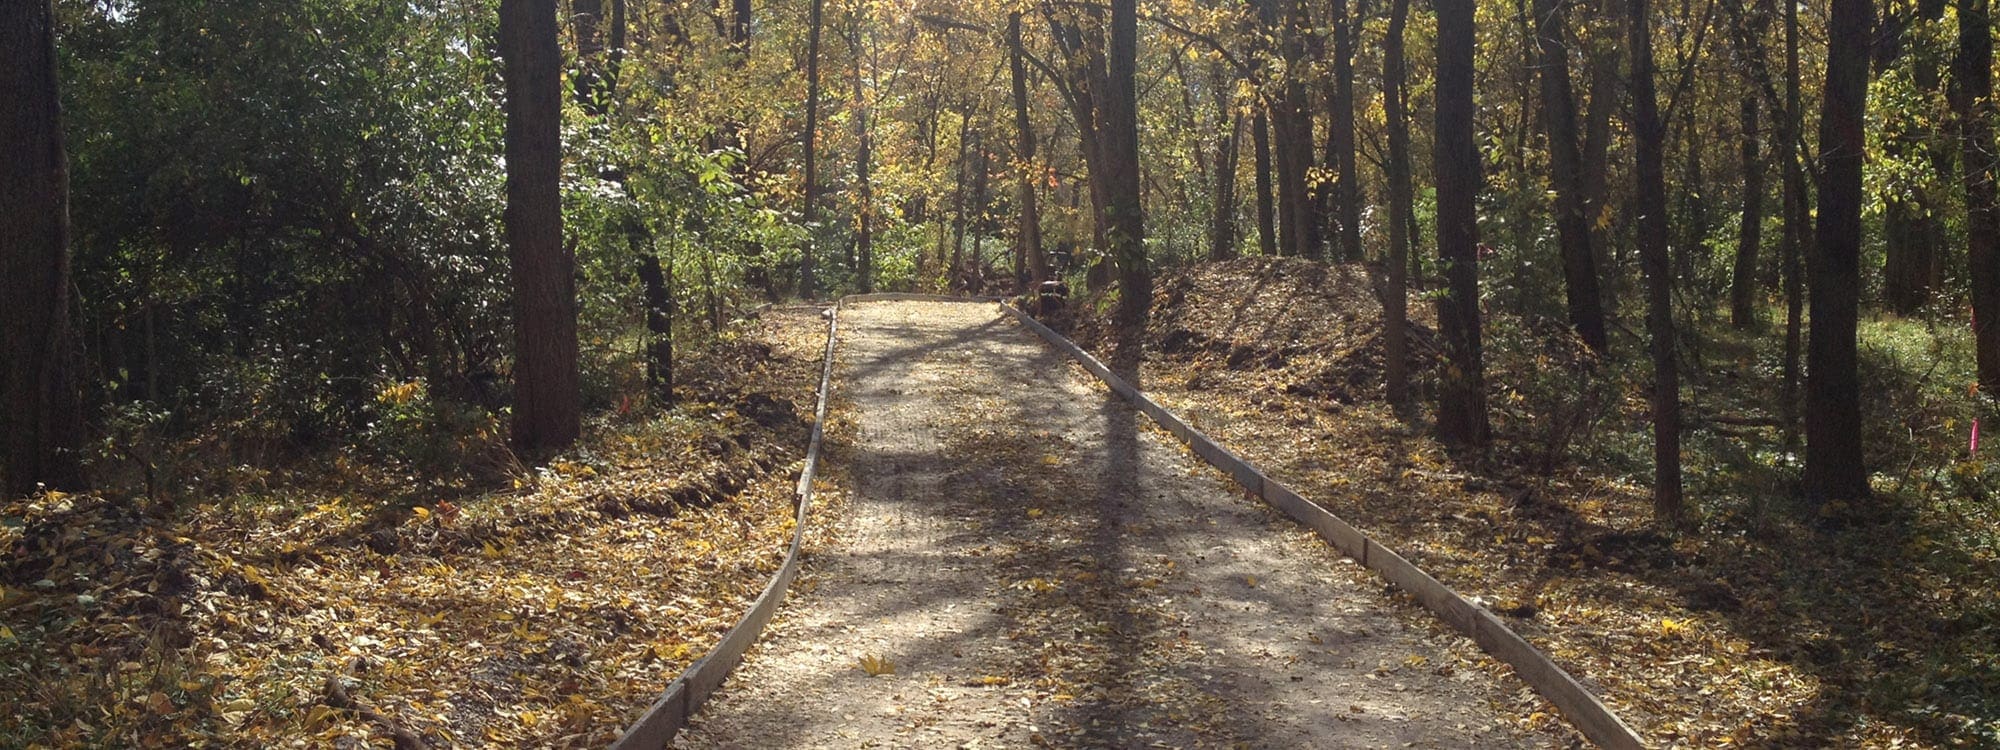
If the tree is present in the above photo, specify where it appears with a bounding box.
[800,0,825,298]
[501,0,579,451]
[1273,0,1319,257]
[1329,0,1362,262]
[1880,0,1949,316]
[1208,61,1243,262]
[1383,0,1414,406]
[851,14,876,294]
[2,0,87,495]
[1805,0,1873,502]
[1253,112,1278,256]
[1533,0,1610,354]
[1103,0,1149,330]
[1957,0,2000,399]
[1434,0,1489,446]
[1629,0,1684,520]
[1728,1,1767,329]
[1010,12,1052,286]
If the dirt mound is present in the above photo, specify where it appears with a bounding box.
[1073,258,1438,404]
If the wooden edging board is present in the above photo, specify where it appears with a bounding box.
[609,294,992,749]
[996,303,1647,750]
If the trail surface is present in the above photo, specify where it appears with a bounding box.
[676,300,1564,749]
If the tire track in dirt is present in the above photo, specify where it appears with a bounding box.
[674,300,1571,749]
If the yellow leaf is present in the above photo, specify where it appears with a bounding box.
[1025,508,1044,519]
[857,653,896,676]
[412,506,432,520]
[1245,574,1258,588]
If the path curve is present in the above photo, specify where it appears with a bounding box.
[675,300,1563,748]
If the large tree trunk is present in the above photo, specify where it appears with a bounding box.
[1331,0,1362,262]
[1581,0,1621,307]
[1805,0,1873,502]
[1434,0,1490,447]
[1384,0,1414,406]
[800,0,825,298]
[1534,0,1610,354]
[2,0,87,495]
[1957,0,2000,400]
[501,0,581,451]
[1009,13,1051,287]
[1629,0,1684,521]
[1103,0,1149,330]
[1253,111,1278,256]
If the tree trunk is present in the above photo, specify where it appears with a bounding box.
[800,0,825,298]
[1805,0,1873,502]
[1,0,86,495]
[501,0,581,451]
[1780,0,1808,448]
[1730,91,1765,328]
[1009,13,1051,288]
[1957,0,2000,400]
[1384,0,1414,406]
[1253,111,1278,256]
[1884,0,1948,315]
[1331,0,1362,262]
[1103,0,1149,330]
[852,21,875,293]
[636,247,674,403]
[1629,0,1684,521]
[1581,0,1620,305]
[1274,0,1319,258]
[572,0,609,115]
[1534,0,1610,354]
[1210,106,1244,261]
[1434,0,1490,447]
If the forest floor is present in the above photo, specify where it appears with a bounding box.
[677,299,1579,749]
[0,307,836,748]
[1059,257,2000,749]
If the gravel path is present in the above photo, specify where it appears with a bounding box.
[675,300,1565,749]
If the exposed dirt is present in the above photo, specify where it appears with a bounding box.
[676,300,1576,749]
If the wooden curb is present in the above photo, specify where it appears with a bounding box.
[609,295,996,749]
[997,303,1647,750]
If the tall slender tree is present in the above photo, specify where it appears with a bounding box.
[1253,114,1278,256]
[501,0,579,451]
[1805,0,1873,502]
[1779,0,1809,447]
[1728,0,1767,329]
[800,0,826,298]
[2,0,87,495]
[1434,0,1490,446]
[1209,63,1243,262]
[1533,0,1610,354]
[1009,12,1051,286]
[851,14,876,293]
[1956,0,2000,399]
[1629,0,1684,520]
[1330,0,1362,262]
[1383,0,1414,405]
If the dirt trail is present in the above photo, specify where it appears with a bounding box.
[675,300,1567,749]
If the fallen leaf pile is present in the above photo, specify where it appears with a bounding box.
[0,307,841,748]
